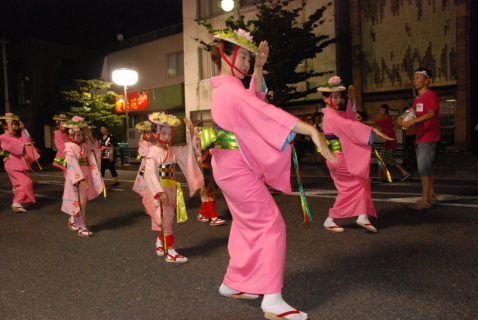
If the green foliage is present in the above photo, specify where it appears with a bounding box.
[196,0,335,107]
[60,79,123,127]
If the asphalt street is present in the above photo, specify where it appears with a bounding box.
[1,164,477,320]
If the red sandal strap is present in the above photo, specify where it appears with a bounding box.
[168,253,184,261]
[275,308,300,317]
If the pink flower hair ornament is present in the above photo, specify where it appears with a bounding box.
[317,76,347,92]
[62,116,91,129]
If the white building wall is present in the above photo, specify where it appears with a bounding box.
[106,33,184,91]
[182,0,338,121]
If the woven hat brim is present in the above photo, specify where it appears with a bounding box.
[149,121,180,127]
[215,36,259,55]
[0,116,20,120]
[62,124,94,129]
[317,86,346,92]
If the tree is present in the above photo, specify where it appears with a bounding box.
[196,0,335,108]
[61,79,123,127]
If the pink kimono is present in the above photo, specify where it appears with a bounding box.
[322,101,377,218]
[209,74,299,294]
[132,140,154,196]
[61,139,104,228]
[53,130,69,175]
[143,140,203,242]
[0,132,40,204]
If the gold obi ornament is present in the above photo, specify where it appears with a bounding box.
[158,164,188,223]
[199,126,238,150]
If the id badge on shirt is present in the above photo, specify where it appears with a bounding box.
[416,103,424,112]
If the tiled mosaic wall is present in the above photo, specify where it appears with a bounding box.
[361,0,456,93]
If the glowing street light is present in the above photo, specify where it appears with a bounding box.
[221,0,235,12]
[112,68,138,143]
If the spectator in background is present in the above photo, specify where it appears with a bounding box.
[99,124,119,186]
[364,104,411,182]
[402,106,417,165]
[398,67,441,209]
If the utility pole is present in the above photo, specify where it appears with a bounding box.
[1,39,10,113]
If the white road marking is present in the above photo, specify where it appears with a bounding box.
[286,190,478,208]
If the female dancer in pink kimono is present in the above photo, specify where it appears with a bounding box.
[132,121,154,197]
[318,77,393,233]
[61,116,104,237]
[208,29,336,320]
[143,112,203,263]
[0,113,40,212]
[52,114,69,177]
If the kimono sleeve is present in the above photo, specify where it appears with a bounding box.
[344,99,358,121]
[64,144,85,185]
[335,117,372,146]
[138,141,150,157]
[247,72,268,101]
[170,134,203,197]
[1,135,25,156]
[54,131,67,153]
[236,93,298,151]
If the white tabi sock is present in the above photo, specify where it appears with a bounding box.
[261,292,308,320]
[356,214,371,224]
[324,217,338,227]
[219,283,259,299]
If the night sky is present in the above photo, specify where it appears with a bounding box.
[0,0,183,53]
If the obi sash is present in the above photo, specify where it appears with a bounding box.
[0,150,11,158]
[54,157,67,166]
[325,134,343,153]
[199,126,238,150]
[78,158,89,166]
[159,163,176,181]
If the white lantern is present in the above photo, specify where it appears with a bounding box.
[112,69,138,86]
[221,0,235,12]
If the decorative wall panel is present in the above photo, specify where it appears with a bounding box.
[361,0,456,93]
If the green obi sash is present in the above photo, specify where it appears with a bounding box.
[325,134,343,153]
[0,150,11,158]
[78,158,89,166]
[199,126,239,150]
[54,157,67,167]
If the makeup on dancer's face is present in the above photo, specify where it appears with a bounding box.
[74,129,85,142]
[159,126,173,143]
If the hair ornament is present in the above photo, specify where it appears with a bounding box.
[317,76,347,92]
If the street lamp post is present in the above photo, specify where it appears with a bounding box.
[112,68,138,145]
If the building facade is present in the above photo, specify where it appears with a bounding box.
[182,0,476,151]
[182,0,339,124]
[105,27,186,146]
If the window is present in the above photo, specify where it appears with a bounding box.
[167,51,184,77]
[239,0,260,7]
[198,0,226,19]
[198,47,219,80]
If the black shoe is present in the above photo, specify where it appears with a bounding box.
[109,182,120,186]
